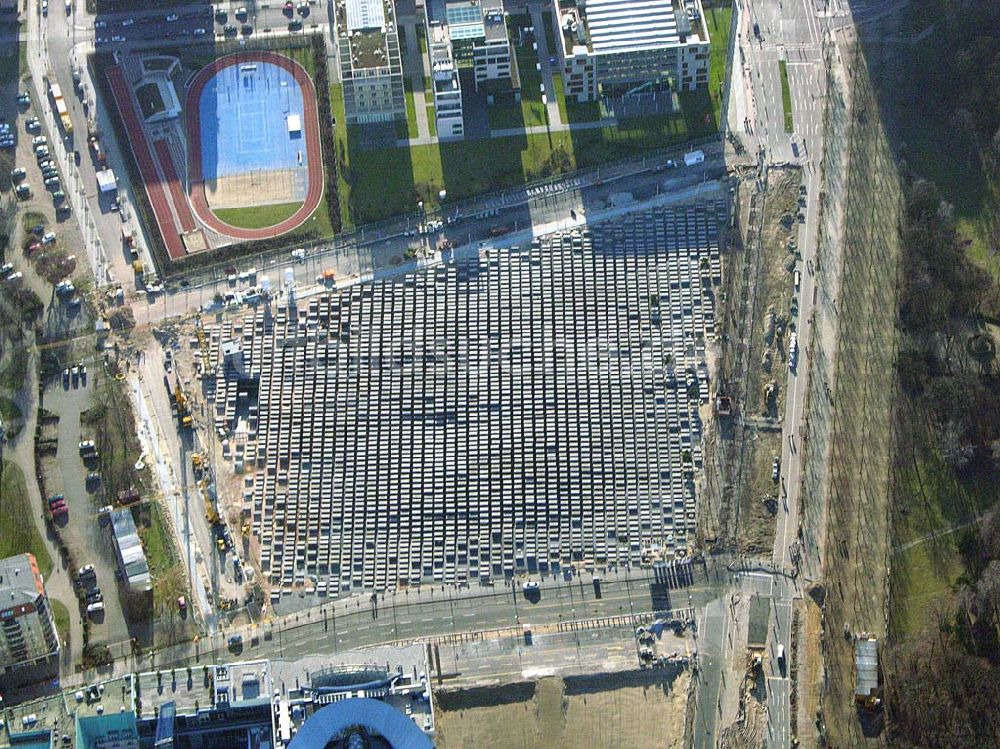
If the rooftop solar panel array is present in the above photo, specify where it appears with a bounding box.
[208,203,725,597]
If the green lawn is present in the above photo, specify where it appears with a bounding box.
[50,598,71,644]
[213,202,304,230]
[19,40,27,80]
[426,106,437,138]
[0,395,22,423]
[706,5,732,125]
[404,81,419,139]
[779,60,794,133]
[0,460,53,577]
[417,23,427,55]
[338,91,713,224]
[138,501,187,615]
[0,346,28,390]
[890,416,999,636]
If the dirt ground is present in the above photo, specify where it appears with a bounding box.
[736,168,802,554]
[435,671,691,749]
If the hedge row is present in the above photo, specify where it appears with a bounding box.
[310,33,342,237]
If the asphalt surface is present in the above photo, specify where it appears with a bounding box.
[76,559,729,685]
[132,153,727,325]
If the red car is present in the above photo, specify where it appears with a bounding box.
[49,501,68,516]
[283,1,294,14]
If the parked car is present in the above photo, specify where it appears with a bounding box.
[771,456,780,482]
[42,231,56,244]
[77,564,95,578]
[31,135,46,147]
[15,184,30,199]
[165,13,178,21]
[25,118,40,132]
[78,439,96,453]
[10,167,26,181]
[4,271,22,283]
[44,177,60,188]
[86,601,104,616]
[0,262,12,276]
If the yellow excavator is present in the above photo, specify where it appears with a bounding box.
[173,375,193,428]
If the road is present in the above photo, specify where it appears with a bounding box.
[132,152,726,324]
[71,558,729,684]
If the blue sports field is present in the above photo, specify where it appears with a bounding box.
[197,61,306,180]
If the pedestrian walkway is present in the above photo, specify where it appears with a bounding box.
[529,5,565,129]
[400,21,431,140]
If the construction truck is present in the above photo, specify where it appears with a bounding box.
[49,81,73,135]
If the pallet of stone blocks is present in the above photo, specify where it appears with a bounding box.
[205,201,726,598]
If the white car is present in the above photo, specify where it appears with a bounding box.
[522,580,540,592]
[42,231,56,244]
[121,18,134,26]
[193,27,206,36]
[111,35,125,43]
[0,262,12,276]
[78,439,96,453]
[95,19,107,28]
[165,13,178,21]
[5,271,23,283]
[86,601,104,615]
[77,564,95,577]
[98,505,113,515]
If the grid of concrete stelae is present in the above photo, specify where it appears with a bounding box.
[207,201,725,596]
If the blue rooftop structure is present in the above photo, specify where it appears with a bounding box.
[288,698,433,749]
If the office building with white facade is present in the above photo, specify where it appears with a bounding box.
[553,0,711,103]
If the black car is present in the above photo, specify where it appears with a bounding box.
[223,24,237,36]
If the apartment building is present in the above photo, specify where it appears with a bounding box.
[336,0,407,124]
[0,554,60,689]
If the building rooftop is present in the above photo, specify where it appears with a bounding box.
[440,0,507,43]
[346,0,386,32]
[136,661,272,716]
[854,637,879,697]
[0,554,45,613]
[559,0,708,55]
[110,508,151,592]
[0,677,136,749]
[338,0,397,70]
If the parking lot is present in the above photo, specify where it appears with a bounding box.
[194,203,724,606]
[39,372,133,647]
[91,1,326,48]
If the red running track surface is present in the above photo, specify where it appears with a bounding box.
[105,66,186,260]
[154,140,197,233]
[186,51,325,241]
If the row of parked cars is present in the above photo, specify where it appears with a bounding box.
[74,564,104,617]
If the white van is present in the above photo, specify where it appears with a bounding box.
[87,601,105,616]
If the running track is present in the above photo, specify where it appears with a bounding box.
[154,140,197,233]
[106,66,187,260]
[186,51,324,240]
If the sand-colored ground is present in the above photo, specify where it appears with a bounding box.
[205,167,302,209]
[435,670,690,749]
